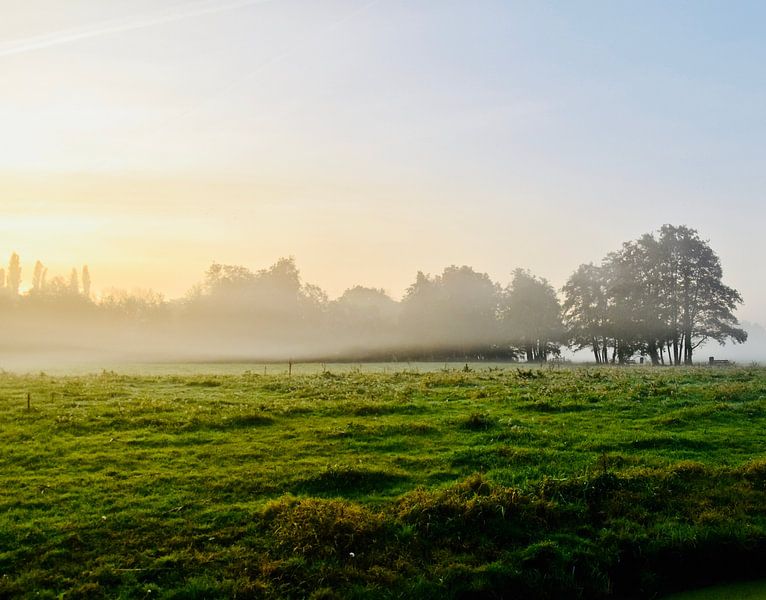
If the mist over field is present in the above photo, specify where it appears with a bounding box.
[704,321,766,363]
[0,225,759,370]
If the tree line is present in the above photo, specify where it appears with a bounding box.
[0,255,91,298]
[0,225,747,364]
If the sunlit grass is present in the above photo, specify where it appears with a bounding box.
[2,366,766,598]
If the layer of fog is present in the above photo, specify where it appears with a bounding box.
[0,254,760,373]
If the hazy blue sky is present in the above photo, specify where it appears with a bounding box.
[1,1,764,321]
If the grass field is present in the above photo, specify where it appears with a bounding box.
[665,579,766,599]
[2,365,766,598]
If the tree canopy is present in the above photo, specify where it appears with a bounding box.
[562,225,746,364]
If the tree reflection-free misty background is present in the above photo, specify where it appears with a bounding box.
[2,1,765,367]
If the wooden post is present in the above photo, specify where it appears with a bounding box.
[288,359,293,377]
[27,392,31,411]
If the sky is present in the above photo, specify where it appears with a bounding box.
[1,0,764,322]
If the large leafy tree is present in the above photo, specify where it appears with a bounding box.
[561,263,610,363]
[332,287,398,334]
[400,265,502,358]
[654,225,746,364]
[563,225,746,364]
[603,236,671,364]
[188,257,328,345]
[503,269,565,362]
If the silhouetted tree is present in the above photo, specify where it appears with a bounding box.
[69,269,80,295]
[204,262,255,294]
[563,225,746,365]
[653,225,746,364]
[601,248,653,364]
[187,257,329,348]
[400,266,502,358]
[82,266,91,299]
[562,263,610,363]
[602,235,674,364]
[7,253,21,295]
[32,261,45,292]
[331,286,399,348]
[503,269,565,362]
[45,276,69,296]
[334,286,398,324]
[100,288,166,322]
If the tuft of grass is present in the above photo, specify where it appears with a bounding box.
[262,496,385,559]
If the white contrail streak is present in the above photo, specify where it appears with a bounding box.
[0,0,274,58]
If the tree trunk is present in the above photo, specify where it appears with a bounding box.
[684,331,693,364]
[647,341,660,365]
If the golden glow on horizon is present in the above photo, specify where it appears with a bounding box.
[1,172,498,300]
[0,1,763,322]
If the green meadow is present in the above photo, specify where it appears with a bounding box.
[2,366,766,598]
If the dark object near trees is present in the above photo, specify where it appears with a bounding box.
[709,357,732,366]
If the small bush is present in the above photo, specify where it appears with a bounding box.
[739,458,766,489]
[262,497,385,559]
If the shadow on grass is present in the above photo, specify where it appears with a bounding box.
[185,379,223,388]
[296,465,410,496]
[349,403,429,417]
[519,401,594,413]
[451,446,541,470]
[181,413,275,431]
[459,412,497,430]
[627,436,716,451]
